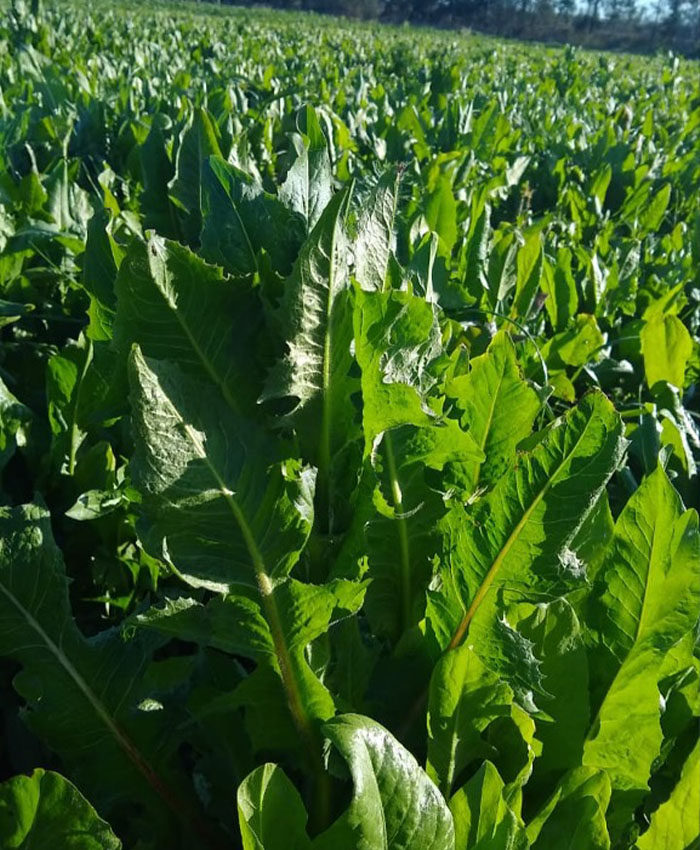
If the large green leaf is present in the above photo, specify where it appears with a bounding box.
[140,114,178,238]
[353,286,442,448]
[237,764,311,850]
[527,768,611,850]
[427,643,513,797]
[115,235,263,417]
[262,187,359,534]
[514,599,590,779]
[444,331,542,492]
[583,466,700,808]
[0,504,192,837]
[449,761,528,850]
[168,107,223,243]
[128,347,335,766]
[314,714,455,850]
[641,312,693,390]
[280,105,332,231]
[200,155,303,277]
[427,391,624,694]
[353,170,400,292]
[128,346,314,592]
[365,422,482,641]
[0,769,121,850]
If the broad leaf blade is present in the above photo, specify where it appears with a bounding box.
[427,643,513,797]
[637,740,700,850]
[116,235,263,417]
[0,769,121,850]
[444,331,542,491]
[315,714,455,850]
[527,768,612,850]
[353,170,400,292]
[262,187,359,534]
[280,105,332,230]
[237,764,311,850]
[200,155,303,277]
[449,761,528,850]
[169,107,222,243]
[427,392,625,695]
[583,466,700,806]
[128,346,314,591]
[0,504,188,833]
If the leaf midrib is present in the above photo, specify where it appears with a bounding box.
[318,187,352,534]
[152,378,316,750]
[150,244,242,417]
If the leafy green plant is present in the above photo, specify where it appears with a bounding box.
[0,2,698,849]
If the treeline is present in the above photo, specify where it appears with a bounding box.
[193,0,700,56]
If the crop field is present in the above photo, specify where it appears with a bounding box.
[0,0,699,847]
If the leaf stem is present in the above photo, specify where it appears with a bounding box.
[384,431,412,635]
[68,338,93,476]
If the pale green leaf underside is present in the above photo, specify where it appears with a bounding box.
[128,346,314,591]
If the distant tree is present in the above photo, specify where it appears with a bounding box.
[605,0,638,21]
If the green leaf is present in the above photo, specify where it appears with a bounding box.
[200,155,303,277]
[444,331,542,491]
[427,643,513,797]
[280,105,332,230]
[514,599,590,778]
[544,314,605,369]
[463,201,491,298]
[449,761,528,850]
[136,579,365,666]
[128,346,314,592]
[0,769,121,850]
[540,247,578,332]
[641,313,693,390]
[169,107,223,243]
[82,207,122,326]
[638,184,671,235]
[238,764,311,850]
[583,466,700,804]
[128,347,337,765]
[45,337,121,475]
[511,231,543,320]
[424,173,457,257]
[0,377,31,472]
[365,421,482,640]
[116,235,263,417]
[353,170,400,292]
[314,714,455,850]
[0,503,190,833]
[427,392,624,695]
[262,188,359,534]
[354,287,441,449]
[637,740,700,850]
[140,114,177,238]
[527,768,611,850]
